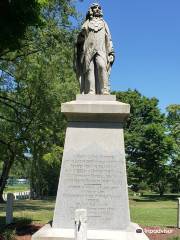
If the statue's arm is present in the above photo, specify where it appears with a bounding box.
[74,21,88,82]
[77,21,88,44]
[105,22,115,64]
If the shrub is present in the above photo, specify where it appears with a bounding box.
[1,229,16,240]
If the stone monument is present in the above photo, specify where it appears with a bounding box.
[32,3,149,240]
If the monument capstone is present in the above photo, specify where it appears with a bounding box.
[32,3,149,240]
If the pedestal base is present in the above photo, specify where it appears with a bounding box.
[53,95,131,229]
[32,95,149,240]
[32,223,149,240]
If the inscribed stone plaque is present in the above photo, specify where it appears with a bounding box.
[53,144,130,230]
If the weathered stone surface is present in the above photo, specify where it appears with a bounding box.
[6,193,14,225]
[74,3,115,95]
[61,95,130,122]
[32,223,149,240]
[178,198,180,228]
[32,95,149,240]
[75,209,87,240]
[53,140,130,229]
[76,95,116,101]
[53,96,131,230]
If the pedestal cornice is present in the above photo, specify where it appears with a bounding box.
[61,95,130,122]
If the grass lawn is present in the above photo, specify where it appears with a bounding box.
[0,198,55,230]
[130,194,178,227]
[0,194,179,229]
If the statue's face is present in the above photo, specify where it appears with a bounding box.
[91,5,102,17]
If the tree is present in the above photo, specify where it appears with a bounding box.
[138,123,173,196]
[114,90,174,195]
[166,104,180,193]
[0,0,47,56]
[0,0,80,202]
[42,145,63,196]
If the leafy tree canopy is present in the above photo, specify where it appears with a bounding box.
[0,0,80,201]
[166,104,180,193]
[114,90,175,195]
[0,0,78,56]
[0,0,43,54]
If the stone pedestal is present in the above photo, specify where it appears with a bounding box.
[32,95,149,240]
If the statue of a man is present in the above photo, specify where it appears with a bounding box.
[74,3,115,95]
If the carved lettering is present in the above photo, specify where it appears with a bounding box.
[61,153,126,225]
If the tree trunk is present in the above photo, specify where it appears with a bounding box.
[159,190,164,197]
[0,155,15,203]
[30,144,45,199]
[158,184,165,197]
[0,194,5,203]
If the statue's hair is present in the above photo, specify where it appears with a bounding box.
[86,3,103,20]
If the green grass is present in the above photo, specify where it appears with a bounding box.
[0,198,55,230]
[130,194,178,226]
[0,194,179,229]
[4,184,30,193]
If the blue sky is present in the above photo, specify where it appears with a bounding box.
[75,0,180,112]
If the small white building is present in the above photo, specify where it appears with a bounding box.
[17,179,28,184]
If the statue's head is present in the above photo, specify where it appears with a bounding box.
[86,3,103,20]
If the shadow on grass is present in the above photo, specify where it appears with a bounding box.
[0,217,32,230]
[133,194,180,202]
[0,198,55,213]
[10,197,56,212]
[0,203,54,216]
[13,204,54,212]
[14,218,41,236]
